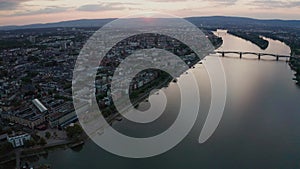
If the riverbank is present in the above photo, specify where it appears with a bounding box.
[0,139,83,168]
[254,31,300,56]
[203,29,223,49]
[289,56,300,86]
[228,31,269,50]
[105,72,174,125]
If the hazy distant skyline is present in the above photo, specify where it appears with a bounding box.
[0,0,299,26]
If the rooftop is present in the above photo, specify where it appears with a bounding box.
[32,99,48,113]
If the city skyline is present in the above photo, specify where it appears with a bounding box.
[0,0,300,26]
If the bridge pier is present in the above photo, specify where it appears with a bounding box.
[216,51,290,61]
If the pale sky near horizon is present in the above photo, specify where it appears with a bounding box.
[0,0,299,26]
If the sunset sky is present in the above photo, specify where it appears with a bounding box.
[0,0,299,26]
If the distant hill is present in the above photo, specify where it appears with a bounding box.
[0,19,115,31]
[186,16,300,28]
[1,16,300,31]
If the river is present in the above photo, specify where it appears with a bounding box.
[33,30,300,168]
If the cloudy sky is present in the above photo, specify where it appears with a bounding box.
[0,0,299,26]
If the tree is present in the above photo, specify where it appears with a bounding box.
[24,139,36,148]
[39,138,47,146]
[53,132,57,138]
[31,134,41,142]
[21,76,32,84]
[45,132,51,139]
[65,124,83,140]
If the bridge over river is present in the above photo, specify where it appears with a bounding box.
[216,51,293,61]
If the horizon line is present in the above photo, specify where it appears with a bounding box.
[1,15,300,28]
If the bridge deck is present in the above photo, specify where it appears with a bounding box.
[216,51,291,58]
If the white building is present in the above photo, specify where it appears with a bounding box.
[7,132,31,148]
[32,99,48,113]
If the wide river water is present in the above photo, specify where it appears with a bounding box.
[34,31,300,168]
